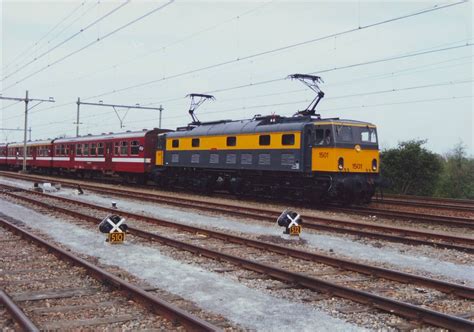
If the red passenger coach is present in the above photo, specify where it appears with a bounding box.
[3,140,53,170]
[53,129,162,182]
[29,140,54,170]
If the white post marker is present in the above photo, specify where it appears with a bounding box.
[106,216,126,244]
[287,213,302,236]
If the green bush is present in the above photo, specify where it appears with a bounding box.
[380,140,442,196]
[436,143,474,199]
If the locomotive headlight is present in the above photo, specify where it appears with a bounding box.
[372,159,378,171]
[338,157,344,170]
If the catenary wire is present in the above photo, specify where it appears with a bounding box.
[2,1,87,73]
[26,78,473,131]
[80,1,468,101]
[2,1,175,91]
[2,1,130,81]
[4,41,471,124]
[61,0,275,85]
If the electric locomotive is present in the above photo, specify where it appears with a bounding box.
[152,74,379,204]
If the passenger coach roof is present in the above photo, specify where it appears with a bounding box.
[167,117,376,137]
[8,140,54,148]
[54,129,153,143]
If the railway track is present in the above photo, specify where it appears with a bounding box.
[1,171,473,228]
[1,184,474,330]
[0,215,220,331]
[381,193,474,207]
[332,205,473,229]
[1,173,472,253]
[373,196,474,213]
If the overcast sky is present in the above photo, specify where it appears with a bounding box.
[1,0,472,155]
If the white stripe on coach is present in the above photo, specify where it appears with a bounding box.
[75,157,105,162]
[112,157,151,163]
[6,157,33,160]
[52,157,70,161]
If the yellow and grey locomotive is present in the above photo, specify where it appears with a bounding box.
[152,75,379,204]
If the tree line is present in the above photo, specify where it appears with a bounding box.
[380,140,474,199]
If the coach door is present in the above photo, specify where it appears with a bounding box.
[105,142,113,169]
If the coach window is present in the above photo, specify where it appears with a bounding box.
[55,145,61,156]
[192,138,200,148]
[114,142,120,155]
[27,147,32,156]
[130,141,140,155]
[259,135,271,146]
[90,143,97,156]
[97,143,104,156]
[172,139,179,148]
[226,136,236,147]
[60,144,66,156]
[83,143,89,156]
[120,141,128,155]
[76,144,82,156]
[282,134,295,146]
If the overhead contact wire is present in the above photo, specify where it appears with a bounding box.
[2,1,175,91]
[83,0,468,100]
[2,0,131,81]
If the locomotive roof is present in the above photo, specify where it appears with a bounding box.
[167,116,376,137]
[53,129,157,144]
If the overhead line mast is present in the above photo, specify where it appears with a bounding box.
[0,91,55,172]
[75,99,166,136]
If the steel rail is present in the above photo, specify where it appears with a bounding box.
[1,190,473,330]
[373,197,474,212]
[76,189,474,252]
[382,193,474,206]
[3,185,473,299]
[0,289,39,332]
[333,206,474,228]
[2,185,472,299]
[1,172,473,247]
[0,217,220,332]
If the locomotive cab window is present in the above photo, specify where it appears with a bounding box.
[259,135,271,146]
[315,128,332,145]
[226,136,236,146]
[130,140,140,155]
[192,138,200,148]
[336,126,353,142]
[315,129,324,145]
[360,127,378,144]
[172,139,179,148]
[282,134,295,146]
